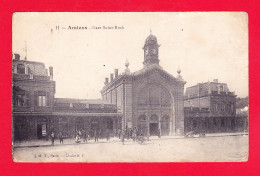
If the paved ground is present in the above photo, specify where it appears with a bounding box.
[13,133,248,162]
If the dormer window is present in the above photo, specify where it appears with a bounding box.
[17,64,25,74]
[220,85,224,92]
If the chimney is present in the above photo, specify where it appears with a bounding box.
[114,69,118,78]
[49,66,53,80]
[110,73,114,82]
[213,79,218,83]
[105,77,109,85]
[14,53,20,60]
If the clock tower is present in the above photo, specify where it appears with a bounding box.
[143,33,160,67]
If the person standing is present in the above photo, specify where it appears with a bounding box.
[121,130,125,145]
[133,127,137,142]
[157,128,161,138]
[83,130,87,143]
[114,129,117,141]
[51,132,55,146]
[118,129,121,139]
[106,130,110,141]
[58,132,63,144]
[78,129,82,139]
[98,129,102,140]
[94,129,98,142]
[130,128,133,139]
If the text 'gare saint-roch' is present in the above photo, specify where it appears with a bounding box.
[64,25,125,30]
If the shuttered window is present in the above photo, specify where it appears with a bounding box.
[34,91,50,107]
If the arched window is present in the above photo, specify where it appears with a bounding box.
[138,83,172,107]
[17,64,25,74]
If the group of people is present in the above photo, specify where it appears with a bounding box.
[49,127,162,146]
[75,129,104,143]
[115,127,145,144]
[50,131,64,145]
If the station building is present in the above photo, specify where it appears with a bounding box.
[101,34,186,136]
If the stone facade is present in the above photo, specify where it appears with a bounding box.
[101,34,186,136]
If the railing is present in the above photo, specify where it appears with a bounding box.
[185,91,235,99]
[13,106,33,112]
[13,73,30,80]
[13,73,50,81]
[33,75,50,80]
[54,103,117,111]
[13,106,52,113]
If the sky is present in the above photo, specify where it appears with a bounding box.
[12,12,248,99]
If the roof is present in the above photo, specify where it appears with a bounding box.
[133,64,182,82]
[54,98,112,104]
[13,59,49,76]
[145,34,158,45]
[185,81,230,97]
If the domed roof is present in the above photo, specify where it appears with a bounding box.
[145,34,158,45]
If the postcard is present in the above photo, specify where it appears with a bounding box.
[12,12,248,162]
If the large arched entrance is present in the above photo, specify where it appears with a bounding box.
[150,114,159,136]
[137,83,174,136]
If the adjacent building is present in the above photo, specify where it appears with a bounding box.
[184,79,247,134]
[12,54,121,141]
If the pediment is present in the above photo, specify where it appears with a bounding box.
[133,64,179,83]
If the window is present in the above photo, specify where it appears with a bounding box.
[38,96,46,106]
[213,103,218,112]
[17,64,25,74]
[34,91,50,107]
[16,91,29,107]
[220,85,224,92]
[221,105,225,112]
[231,104,234,113]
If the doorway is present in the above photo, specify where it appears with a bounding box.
[37,123,47,139]
[150,123,158,136]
